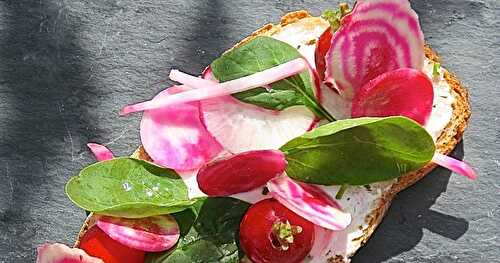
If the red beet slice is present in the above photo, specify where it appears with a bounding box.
[197,150,287,196]
[96,214,180,252]
[351,68,434,125]
[325,0,425,99]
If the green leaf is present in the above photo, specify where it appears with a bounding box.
[211,36,334,121]
[65,157,197,218]
[281,116,436,185]
[146,198,250,263]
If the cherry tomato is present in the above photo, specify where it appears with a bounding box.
[79,225,145,263]
[239,199,315,263]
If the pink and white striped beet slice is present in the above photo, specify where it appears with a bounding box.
[86,143,114,161]
[140,86,223,171]
[200,67,317,154]
[96,214,180,252]
[351,68,434,125]
[197,150,287,196]
[36,243,103,263]
[432,153,477,180]
[325,0,425,99]
[267,176,351,231]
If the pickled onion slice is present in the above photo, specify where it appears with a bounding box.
[267,176,351,231]
[197,150,287,196]
[140,86,223,170]
[120,58,307,115]
[96,215,180,252]
[36,243,103,263]
[351,68,434,125]
[432,153,477,180]
[325,0,425,99]
[86,143,114,161]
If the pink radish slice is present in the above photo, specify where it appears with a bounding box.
[96,215,180,252]
[86,143,114,161]
[432,153,477,180]
[351,68,434,125]
[200,68,317,154]
[140,86,223,171]
[36,243,103,263]
[120,58,307,115]
[197,150,287,196]
[267,176,351,231]
[325,0,425,99]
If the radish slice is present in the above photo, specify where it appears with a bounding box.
[197,150,287,196]
[325,0,425,99]
[432,153,477,180]
[120,58,307,115]
[351,68,434,125]
[267,176,351,231]
[86,143,114,161]
[36,243,103,263]
[201,68,316,154]
[140,86,223,171]
[96,214,180,252]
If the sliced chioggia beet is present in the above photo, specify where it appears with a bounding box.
[351,68,434,125]
[96,214,180,252]
[432,153,477,180]
[201,67,316,153]
[120,58,307,115]
[36,243,103,263]
[140,86,223,171]
[267,176,351,231]
[87,143,114,161]
[325,0,425,99]
[197,150,287,196]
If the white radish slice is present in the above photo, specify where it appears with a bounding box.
[140,86,223,171]
[200,68,317,154]
[325,0,425,99]
[87,143,114,161]
[267,176,351,231]
[36,243,103,263]
[96,214,180,252]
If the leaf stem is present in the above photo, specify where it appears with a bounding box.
[335,184,348,200]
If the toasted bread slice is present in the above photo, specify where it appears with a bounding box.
[75,10,471,262]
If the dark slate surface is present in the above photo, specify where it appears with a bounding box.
[0,0,498,262]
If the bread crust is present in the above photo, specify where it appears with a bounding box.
[74,10,471,262]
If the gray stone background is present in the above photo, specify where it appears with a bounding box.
[0,0,498,262]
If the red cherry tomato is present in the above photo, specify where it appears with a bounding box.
[79,225,145,263]
[239,199,315,263]
[315,28,333,82]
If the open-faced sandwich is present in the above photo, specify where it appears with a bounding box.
[37,1,476,262]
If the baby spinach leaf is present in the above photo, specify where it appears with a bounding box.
[146,198,250,263]
[281,116,436,185]
[211,36,334,121]
[65,157,197,218]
